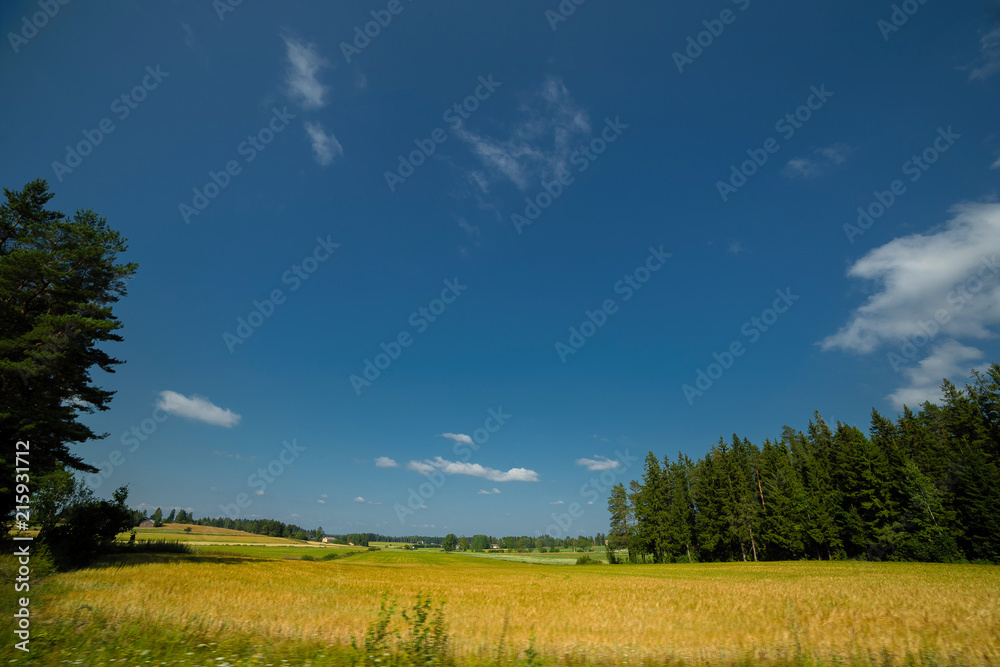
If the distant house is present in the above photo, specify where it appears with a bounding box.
[139,519,154,528]
[321,537,337,544]
[490,544,500,550]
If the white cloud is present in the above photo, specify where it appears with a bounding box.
[821,202,1000,405]
[550,500,564,505]
[576,456,620,471]
[281,34,329,109]
[407,456,539,482]
[156,390,240,427]
[478,488,500,495]
[887,341,986,408]
[304,121,343,166]
[992,156,1000,170]
[320,494,328,498]
[968,27,1000,81]
[316,499,326,504]
[440,433,473,445]
[783,143,852,179]
[375,456,399,468]
[455,76,591,191]
[456,216,481,237]
[353,496,365,503]
[821,202,1000,354]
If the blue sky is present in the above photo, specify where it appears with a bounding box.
[2,0,999,538]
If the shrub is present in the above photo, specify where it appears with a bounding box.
[300,553,315,561]
[110,540,192,555]
[576,554,598,565]
[40,485,136,570]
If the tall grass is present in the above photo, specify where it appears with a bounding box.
[6,551,999,665]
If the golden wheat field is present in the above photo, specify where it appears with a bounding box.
[19,549,1000,665]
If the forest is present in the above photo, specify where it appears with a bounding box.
[606,366,1000,564]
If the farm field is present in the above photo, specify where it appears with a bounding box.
[3,549,998,666]
[114,523,308,544]
[191,543,363,559]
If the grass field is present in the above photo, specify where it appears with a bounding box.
[2,547,998,666]
[114,523,308,544]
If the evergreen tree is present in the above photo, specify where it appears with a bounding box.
[0,179,138,526]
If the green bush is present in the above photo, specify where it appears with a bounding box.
[111,539,192,555]
[576,554,599,565]
[300,553,315,561]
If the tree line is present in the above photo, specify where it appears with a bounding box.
[606,368,1000,564]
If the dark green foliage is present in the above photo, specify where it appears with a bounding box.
[38,482,135,570]
[614,367,1000,564]
[441,533,457,552]
[109,539,192,555]
[1,179,137,526]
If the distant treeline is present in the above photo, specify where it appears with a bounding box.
[607,367,1000,564]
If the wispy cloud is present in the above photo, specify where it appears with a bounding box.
[820,202,1000,354]
[783,143,852,179]
[157,390,240,427]
[887,340,986,408]
[576,456,620,471]
[456,216,481,237]
[478,488,500,495]
[281,34,329,109]
[353,496,365,503]
[440,433,473,445]
[820,202,1000,406]
[375,456,398,468]
[304,121,343,166]
[455,76,590,191]
[550,500,565,505]
[968,27,1000,81]
[992,156,1000,170]
[407,456,539,482]
[353,496,381,505]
